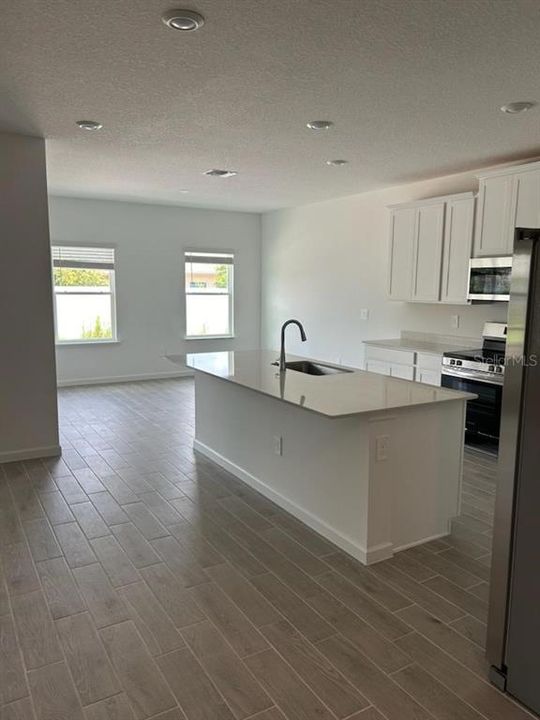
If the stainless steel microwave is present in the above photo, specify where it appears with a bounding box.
[468,256,512,301]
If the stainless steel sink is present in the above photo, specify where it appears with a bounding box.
[282,360,352,376]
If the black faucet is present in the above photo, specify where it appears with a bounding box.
[279,319,307,372]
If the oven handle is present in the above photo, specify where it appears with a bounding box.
[441,367,504,386]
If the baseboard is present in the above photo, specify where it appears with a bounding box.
[193,439,393,565]
[392,531,450,554]
[57,370,194,387]
[0,445,61,464]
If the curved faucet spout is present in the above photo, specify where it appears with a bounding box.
[279,319,307,372]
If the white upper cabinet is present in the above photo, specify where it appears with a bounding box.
[440,195,475,304]
[388,207,415,300]
[473,162,540,258]
[514,170,540,229]
[411,203,445,302]
[388,162,540,303]
[474,174,516,257]
[388,193,474,304]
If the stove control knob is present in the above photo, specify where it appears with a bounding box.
[450,359,455,365]
[497,366,503,373]
[456,360,462,366]
[489,365,495,372]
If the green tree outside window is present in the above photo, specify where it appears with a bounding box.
[54,268,109,287]
[215,264,228,288]
[81,316,112,339]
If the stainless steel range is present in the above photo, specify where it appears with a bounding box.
[441,322,507,449]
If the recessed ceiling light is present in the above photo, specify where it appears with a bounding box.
[76,120,103,131]
[500,101,536,115]
[162,9,205,31]
[204,169,238,178]
[326,159,348,166]
[306,120,334,130]
[178,189,189,193]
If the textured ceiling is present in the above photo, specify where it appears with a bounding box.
[2,0,540,211]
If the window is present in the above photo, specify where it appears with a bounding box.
[52,246,117,343]
[185,251,234,338]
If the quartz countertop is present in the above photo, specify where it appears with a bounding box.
[363,337,475,356]
[168,350,475,418]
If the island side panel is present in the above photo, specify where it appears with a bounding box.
[193,372,466,564]
[380,399,465,552]
[193,371,374,562]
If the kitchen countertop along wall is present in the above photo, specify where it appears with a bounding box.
[363,331,480,357]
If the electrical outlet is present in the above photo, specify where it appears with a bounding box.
[451,314,460,329]
[273,435,283,456]
[360,308,370,321]
[376,435,390,462]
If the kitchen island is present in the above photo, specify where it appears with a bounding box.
[173,350,474,564]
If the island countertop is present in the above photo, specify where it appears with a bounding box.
[169,350,475,418]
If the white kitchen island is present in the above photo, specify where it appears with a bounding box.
[175,350,474,565]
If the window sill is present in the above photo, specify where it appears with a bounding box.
[56,339,121,347]
[184,335,235,340]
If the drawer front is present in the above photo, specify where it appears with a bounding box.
[416,352,443,371]
[365,346,415,366]
[416,368,442,386]
[390,363,415,380]
[365,359,391,376]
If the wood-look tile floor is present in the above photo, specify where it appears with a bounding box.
[1,378,535,720]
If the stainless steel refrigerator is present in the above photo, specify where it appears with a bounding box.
[488,227,540,714]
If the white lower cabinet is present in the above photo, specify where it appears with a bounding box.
[390,363,415,380]
[366,359,414,380]
[365,359,391,376]
[415,368,442,386]
[365,346,415,381]
[365,346,442,387]
[415,352,442,386]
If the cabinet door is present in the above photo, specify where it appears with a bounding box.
[411,203,445,302]
[440,196,475,304]
[416,368,441,386]
[388,208,415,300]
[365,360,391,376]
[514,170,540,229]
[474,175,516,257]
[390,364,415,380]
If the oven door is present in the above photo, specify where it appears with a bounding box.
[442,368,503,441]
[468,257,512,301]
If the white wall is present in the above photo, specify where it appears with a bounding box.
[49,197,261,385]
[261,168,508,366]
[0,133,59,461]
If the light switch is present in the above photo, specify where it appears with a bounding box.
[360,308,370,321]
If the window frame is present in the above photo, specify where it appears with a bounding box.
[51,245,118,346]
[184,250,235,340]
